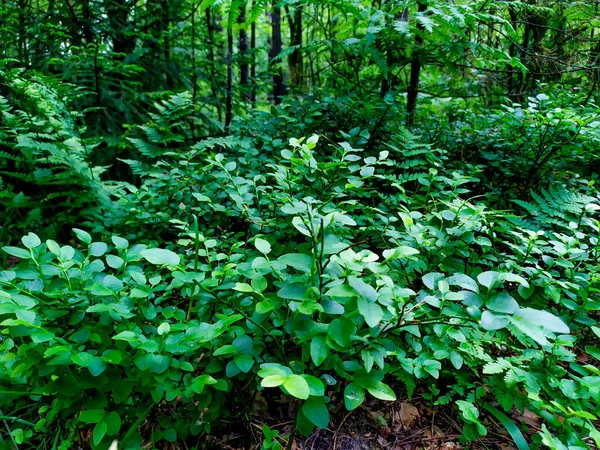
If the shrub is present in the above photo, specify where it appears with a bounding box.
[1,134,599,449]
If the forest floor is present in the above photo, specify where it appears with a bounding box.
[197,394,530,450]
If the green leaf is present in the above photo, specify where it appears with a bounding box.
[515,308,569,334]
[147,354,170,373]
[90,283,114,296]
[112,331,138,342]
[2,246,30,259]
[446,274,479,292]
[73,228,92,244]
[302,375,325,397]
[234,354,254,373]
[90,242,108,257]
[283,374,310,399]
[251,274,267,292]
[456,400,479,423]
[325,283,358,299]
[141,248,180,266]
[89,357,108,376]
[279,253,312,272]
[111,236,129,249]
[450,351,463,370]
[510,308,569,346]
[382,246,419,261]
[358,297,383,328]
[87,304,112,313]
[310,335,329,367]
[105,412,121,436]
[480,311,510,331]
[328,318,356,347]
[587,346,600,361]
[344,383,365,410]
[213,345,238,356]
[301,397,329,429]
[258,363,292,378]
[21,232,41,249]
[261,375,286,387]
[356,378,396,401]
[254,238,272,255]
[478,271,500,290]
[93,421,108,446]
[106,255,124,269]
[157,322,170,336]
[483,403,530,450]
[348,276,378,302]
[46,239,61,256]
[487,292,519,314]
[234,282,254,293]
[79,409,105,424]
[278,283,307,300]
[103,275,124,292]
[71,352,94,367]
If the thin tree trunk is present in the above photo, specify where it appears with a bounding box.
[191,3,197,139]
[270,4,285,103]
[507,5,517,96]
[287,5,303,89]
[239,1,249,101]
[406,1,426,126]
[225,25,233,133]
[206,8,222,121]
[251,19,256,105]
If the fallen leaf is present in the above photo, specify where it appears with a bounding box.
[398,402,420,428]
[515,408,540,428]
[440,442,460,450]
[378,436,389,447]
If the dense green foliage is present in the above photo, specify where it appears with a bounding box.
[1,0,600,449]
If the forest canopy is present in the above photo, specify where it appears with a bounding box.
[1,0,600,449]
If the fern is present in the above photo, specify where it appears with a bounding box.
[483,359,513,375]
[0,63,111,243]
[511,183,598,231]
[247,0,267,24]
[396,369,417,400]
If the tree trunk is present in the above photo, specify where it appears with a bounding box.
[206,8,222,121]
[287,5,303,89]
[250,8,256,106]
[238,1,249,101]
[406,1,426,126]
[507,5,517,97]
[269,4,285,103]
[225,25,233,133]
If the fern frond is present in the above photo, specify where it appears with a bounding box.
[396,370,417,400]
[512,184,598,231]
[482,359,512,375]
[247,0,267,24]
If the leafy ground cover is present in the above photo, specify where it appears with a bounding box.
[1,87,599,448]
[1,1,600,448]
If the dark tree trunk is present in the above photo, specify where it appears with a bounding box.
[206,8,222,121]
[251,19,256,105]
[406,1,426,126]
[238,2,249,101]
[507,5,518,97]
[269,4,285,103]
[287,5,303,88]
[225,25,233,133]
